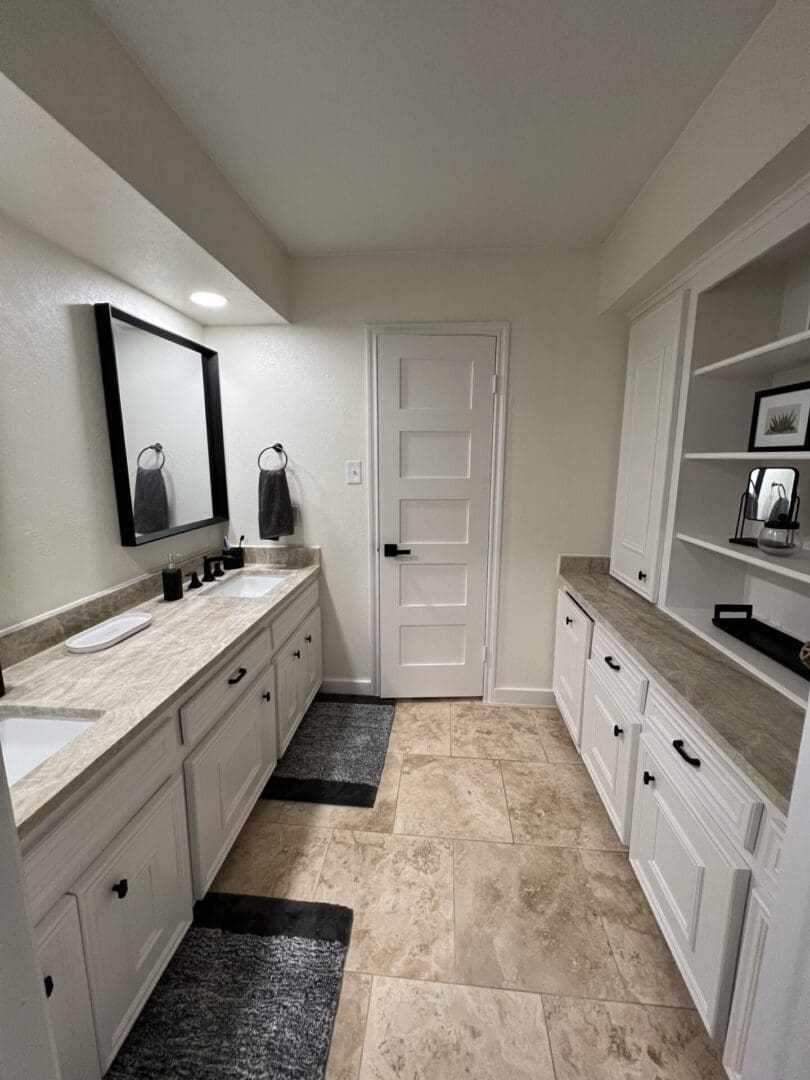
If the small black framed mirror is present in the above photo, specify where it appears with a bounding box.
[730,466,799,546]
[94,304,229,546]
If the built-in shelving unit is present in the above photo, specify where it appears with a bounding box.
[693,328,810,379]
[661,223,810,706]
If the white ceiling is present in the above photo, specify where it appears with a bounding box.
[89,0,773,255]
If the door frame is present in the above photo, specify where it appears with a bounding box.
[366,321,510,701]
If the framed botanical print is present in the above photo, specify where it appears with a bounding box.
[749,381,810,452]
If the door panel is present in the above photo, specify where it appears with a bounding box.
[552,590,593,748]
[377,333,496,697]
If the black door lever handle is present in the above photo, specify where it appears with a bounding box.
[384,544,412,557]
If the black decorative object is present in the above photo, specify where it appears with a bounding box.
[730,467,800,547]
[94,304,229,546]
[712,604,810,682]
[748,381,810,452]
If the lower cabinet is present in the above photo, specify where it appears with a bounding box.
[185,666,278,898]
[630,737,750,1039]
[36,895,101,1080]
[580,664,640,844]
[552,590,593,748]
[71,776,193,1070]
[722,887,773,1079]
[276,605,322,755]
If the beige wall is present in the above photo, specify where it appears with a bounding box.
[0,214,223,632]
[600,0,810,311]
[208,250,627,694]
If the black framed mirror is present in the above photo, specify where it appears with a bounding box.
[730,466,800,546]
[94,304,229,546]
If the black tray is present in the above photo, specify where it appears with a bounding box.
[713,604,810,682]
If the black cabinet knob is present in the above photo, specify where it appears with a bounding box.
[643,771,655,786]
[112,878,129,899]
[565,616,573,626]
[43,975,54,999]
[293,650,301,659]
[613,724,623,737]
[305,634,312,643]
[262,691,272,701]
[228,667,247,685]
[638,570,647,581]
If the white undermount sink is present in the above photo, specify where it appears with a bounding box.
[203,574,286,598]
[0,713,95,786]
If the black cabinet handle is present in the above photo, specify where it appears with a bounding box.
[673,739,700,767]
[604,656,621,672]
[293,650,301,659]
[228,667,247,685]
[43,975,54,999]
[305,634,312,643]
[643,770,654,786]
[613,724,623,737]
[638,570,647,582]
[112,878,128,899]
[384,544,412,557]
[565,616,573,626]
[262,691,272,701]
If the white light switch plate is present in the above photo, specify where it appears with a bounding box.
[346,460,363,485]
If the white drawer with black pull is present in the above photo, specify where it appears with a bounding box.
[591,623,648,712]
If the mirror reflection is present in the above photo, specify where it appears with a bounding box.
[743,467,799,522]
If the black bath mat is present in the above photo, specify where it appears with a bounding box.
[107,894,353,1080]
[262,695,395,807]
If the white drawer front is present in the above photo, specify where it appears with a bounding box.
[271,582,319,652]
[552,590,593,748]
[180,627,271,746]
[581,662,641,844]
[36,896,101,1080]
[630,736,749,1039]
[644,687,763,852]
[591,624,648,712]
[71,776,192,1069]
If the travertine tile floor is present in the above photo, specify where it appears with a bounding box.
[214,700,726,1079]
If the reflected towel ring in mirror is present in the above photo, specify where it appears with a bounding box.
[137,443,165,470]
[257,443,288,470]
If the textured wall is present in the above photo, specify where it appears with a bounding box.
[207,249,628,693]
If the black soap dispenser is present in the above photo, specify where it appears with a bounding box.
[162,553,184,602]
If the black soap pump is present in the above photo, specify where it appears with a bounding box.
[162,553,184,602]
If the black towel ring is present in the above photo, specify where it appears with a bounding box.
[137,442,165,470]
[257,443,288,470]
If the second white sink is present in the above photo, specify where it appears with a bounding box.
[203,574,286,598]
[0,714,96,786]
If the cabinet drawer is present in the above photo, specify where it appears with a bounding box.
[271,582,319,651]
[71,776,192,1069]
[591,624,648,712]
[581,662,641,844]
[184,671,277,898]
[644,687,763,852]
[630,736,749,1039]
[180,627,271,746]
[552,590,593,748]
[36,896,101,1080]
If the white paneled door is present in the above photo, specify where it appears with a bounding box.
[377,332,497,697]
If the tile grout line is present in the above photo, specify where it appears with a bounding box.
[572,846,630,1001]
[497,759,516,844]
[311,827,335,900]
[354,974,376,1080]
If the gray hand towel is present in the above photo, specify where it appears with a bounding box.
[259,467,294,540]
[133,466,169,535]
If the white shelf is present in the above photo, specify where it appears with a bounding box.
[666,606,809,708]
[676,532,810,586]
[684,451,810,462]
[693,329,810,379]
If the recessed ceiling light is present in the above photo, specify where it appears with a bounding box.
[190,291,228,308]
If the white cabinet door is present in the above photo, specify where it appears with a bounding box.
[630,737,749,1039]
[71,776,192,1070]
[723,887,772,1080]
[36,896,101,1080]
[610,291,686,601]
[580,664,640,844]
[302,605,323,708]
[552,590,593,748]
[276,634,304,755]
[184,669,277,898]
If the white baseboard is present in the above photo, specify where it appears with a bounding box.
[320,678,373,696]
[490,686,556,708]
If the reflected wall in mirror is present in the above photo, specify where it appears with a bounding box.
[731,466,800,546]
[94,304,228,546]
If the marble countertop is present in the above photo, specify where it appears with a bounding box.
[3,566,319,840]
[559,560,806,815]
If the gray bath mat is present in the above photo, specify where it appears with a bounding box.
[262,694,395,807]
[107,894,352,1080]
